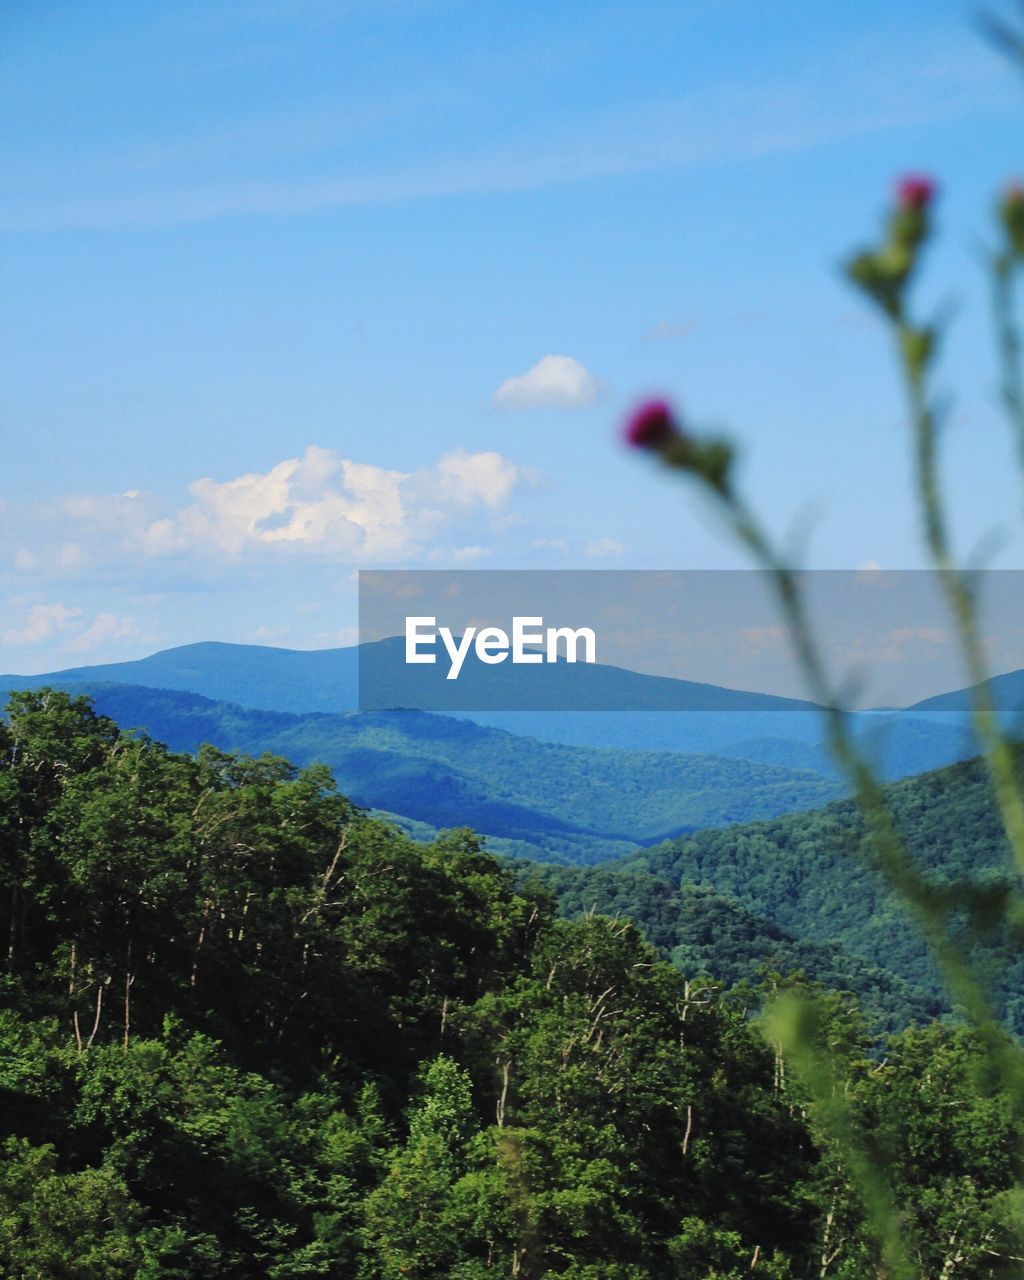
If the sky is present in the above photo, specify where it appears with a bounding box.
[1,0,1023,675]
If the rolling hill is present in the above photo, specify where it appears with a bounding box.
[907,666,1024,727]
[616,750,1024,1030]
[518,861,941,1032]
[0,681,843,864]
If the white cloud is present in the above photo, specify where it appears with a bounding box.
[493,355,602,410]
[173,447,379,557]
[432,449,524,507]
[856,561,902,589]
[585,538,624,559]
[3,602,80,646]
[441,544,491,563]
[0,602,153,668]
[10,444,534,573]
[164,446,530,558]
[66,612,146,653]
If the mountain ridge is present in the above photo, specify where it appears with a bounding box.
[2,638,994,777]
[0,680,843,864]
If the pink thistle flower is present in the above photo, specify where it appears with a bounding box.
[896,174,936,211]
[624,399,679,449]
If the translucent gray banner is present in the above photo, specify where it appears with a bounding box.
[357,569,1024,715]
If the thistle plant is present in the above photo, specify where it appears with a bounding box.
[847,175,1024,883]
[625,71,1024,1277]
[995,182,1024,477]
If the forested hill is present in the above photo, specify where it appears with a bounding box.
[619,752,1024,1030]
[518,863,941,1032]
[1,688,1021,1277]
[0,681,843,864]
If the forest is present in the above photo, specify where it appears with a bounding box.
[2,689,1023,1278]
[0,679,846,865]
[622,754,1024,1033]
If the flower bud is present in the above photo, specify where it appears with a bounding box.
[890,177,936,259]
[896,175,936,212]
[624,399,679,449]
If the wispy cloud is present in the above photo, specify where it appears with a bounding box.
[1,38,1013,231]
[3,602,81,646]
[643,319,696,342]
[586,538,625,559]
[66,611,150,653]
[0,600,155,670]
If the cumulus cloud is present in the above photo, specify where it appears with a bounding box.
[168,445,532,560]
[432,449,523,508]
[165,446,390,558]
[5,445,534,575]
[493,355,602,410]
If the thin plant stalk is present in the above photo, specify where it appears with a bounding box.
[894,315,1024,881]
[725,491,1024,1119]
[993,248,1024,482]
[623,388,1024,1264]
[764,993,916,1280]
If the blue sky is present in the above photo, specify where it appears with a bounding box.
[1,0,1023,672]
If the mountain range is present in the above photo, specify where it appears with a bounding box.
[2,637,1003,778]
[4,642,1024,1032]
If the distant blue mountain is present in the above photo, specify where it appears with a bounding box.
[3,637,821,715]
[1,639,994,780]
[1,640,361,712]
[907,667,1024,728]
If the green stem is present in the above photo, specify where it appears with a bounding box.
[732,498,1024,1074]
[765,994,916,1280]
[723,495,1024,1263]
[993,253,1024,479]
[896,320,1024,882]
